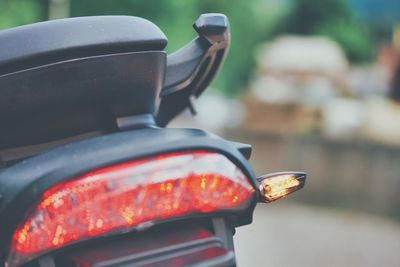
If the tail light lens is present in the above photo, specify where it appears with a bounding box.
[8,151,255,266]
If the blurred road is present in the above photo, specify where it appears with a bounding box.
[234,203,400,267]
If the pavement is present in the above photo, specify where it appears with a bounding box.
[234,203,400,267]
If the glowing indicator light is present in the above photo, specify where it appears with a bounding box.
[257,172,306,202]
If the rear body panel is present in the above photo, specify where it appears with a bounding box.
[65,224,235,267]
[0,51,166,149]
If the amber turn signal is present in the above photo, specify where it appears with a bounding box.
[257,172,306,202]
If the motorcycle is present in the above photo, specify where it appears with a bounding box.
[0,13,306,267]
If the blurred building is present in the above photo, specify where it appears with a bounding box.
[243,34,400,146]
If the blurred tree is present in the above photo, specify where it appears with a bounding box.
[0,0,48,29]
[49,0,70,20]
[279,0,375,62]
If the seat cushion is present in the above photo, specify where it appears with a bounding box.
[0,16,167,75]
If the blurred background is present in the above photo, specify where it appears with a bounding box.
[1,0,400,266]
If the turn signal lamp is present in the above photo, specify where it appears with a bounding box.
[257,172,306,202]
[7,151,255,267]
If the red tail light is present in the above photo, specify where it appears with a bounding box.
[8,151,255,266]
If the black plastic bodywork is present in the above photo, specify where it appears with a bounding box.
[156,14,230,126]
[0,128,258,264]
[64,224,235,267]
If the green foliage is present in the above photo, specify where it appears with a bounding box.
[279,0,375,62]
[315,19,375,62]
[279,0,352,35]
[0,0,45,30]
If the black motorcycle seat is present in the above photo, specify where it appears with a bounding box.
[0,16,167,75]
[0,16,168,150]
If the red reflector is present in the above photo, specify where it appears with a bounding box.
[8,152,255,266]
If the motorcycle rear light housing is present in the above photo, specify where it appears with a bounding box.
[7,151,255,266]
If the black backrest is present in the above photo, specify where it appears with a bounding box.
[0,16,168,150]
